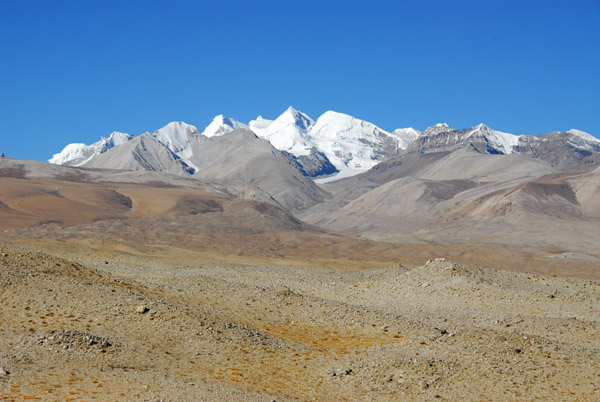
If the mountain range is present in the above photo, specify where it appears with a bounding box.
[50,107,599,180]
[49,107,421,181]
[28,107,600,260]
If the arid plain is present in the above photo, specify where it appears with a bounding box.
[1,158,599,401]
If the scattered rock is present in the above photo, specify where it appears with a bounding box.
[40,330,114,351]
[514,348,522,353]
[137,305,149,314]
[420,381,429,390]
[0,367,9,376]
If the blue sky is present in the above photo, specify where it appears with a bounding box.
[1,0,598,161]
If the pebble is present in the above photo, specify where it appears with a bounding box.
[136,305,149,314]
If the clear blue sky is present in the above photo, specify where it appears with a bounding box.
[1,0,598,161]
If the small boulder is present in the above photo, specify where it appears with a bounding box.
[136,305,149,314]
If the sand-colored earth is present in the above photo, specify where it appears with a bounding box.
[1,239,599,401]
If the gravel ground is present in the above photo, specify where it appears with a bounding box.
[1,239,599,401]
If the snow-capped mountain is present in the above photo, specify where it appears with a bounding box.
[392,127,421,145]
[48,107,599,183]
[201,115,248,137]
[200,107,414,180]
[148,121,201,171]
[515,129,600,171]
[565,129,600,152]
[254,106,314,156]
[206,106,315,154]
[248,116,274,136]
[410,122,600,172]
[49,131,133,166]
[84,132,195,176]
[412,123,518,155]
[307,111,411,182]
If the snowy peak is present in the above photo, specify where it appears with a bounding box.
[278,106,314,130]
[468,123,519,154]
[310,111,386,140]
[248,116,274,136]
[392,128,421,147]
[49,131,133,166]
[566,129,600,152]
[201,115,248,137]
[150,121,200,172]
[308,111,407,182]
[150,121,199,153]
[253,107,315,155]
[422,123,454,136]
[567,129,594,138]
[105,131,133,147]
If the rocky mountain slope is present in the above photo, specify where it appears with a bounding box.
[410,123,600,172]
[302,146,600,259]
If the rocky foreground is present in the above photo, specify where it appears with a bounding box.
[1,239,598,401]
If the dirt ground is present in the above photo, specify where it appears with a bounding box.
[1,238,598,401]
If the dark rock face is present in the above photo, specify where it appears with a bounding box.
[409,124,506,155]
[515,132,600,172]
[407,125,599,173]
[292,148,339,177]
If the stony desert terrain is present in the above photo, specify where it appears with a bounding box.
[1,237,599,401]
[1,158,599,401]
